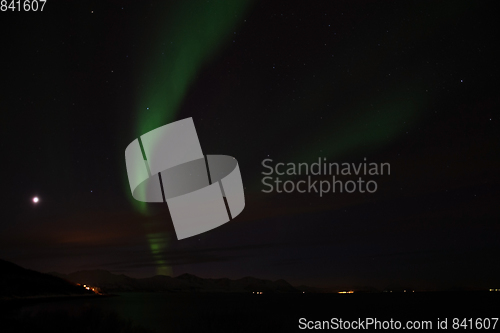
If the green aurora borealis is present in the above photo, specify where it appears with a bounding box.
[131,1,439,275]
[132,0,252,275]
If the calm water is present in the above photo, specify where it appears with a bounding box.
[14,292,285,332]
[10,292,500,332]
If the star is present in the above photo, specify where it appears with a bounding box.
[32,197,39,203]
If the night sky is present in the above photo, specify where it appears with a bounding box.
[1,0,499,290]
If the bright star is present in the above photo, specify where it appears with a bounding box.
[33,197,39,203]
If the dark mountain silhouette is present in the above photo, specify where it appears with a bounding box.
[51,269,139,291]
[51,270,301,293]
[0,259,93,299]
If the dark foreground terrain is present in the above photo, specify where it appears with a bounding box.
[1,291,498,332]
[0,259,93,299]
